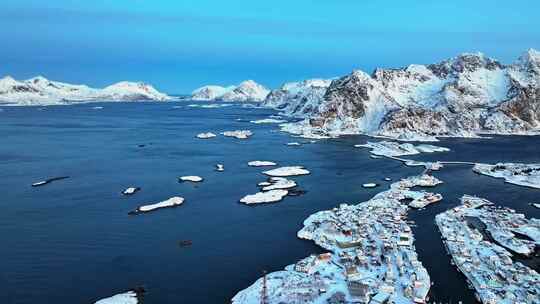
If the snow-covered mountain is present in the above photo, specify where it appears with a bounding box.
[262,79,333,117]
[0,76,171,105]
[266,49,540,141]
[191,85,236,101]
[191,80,269,102]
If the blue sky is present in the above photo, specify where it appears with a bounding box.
[1,0,539,93]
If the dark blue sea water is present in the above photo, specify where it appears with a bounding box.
[0,102,538,304]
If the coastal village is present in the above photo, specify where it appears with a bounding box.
[473,163,540,189]
[233,174,442,304]
[436,195,540,303]
[230,138,540,304]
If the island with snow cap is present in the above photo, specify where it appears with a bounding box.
[191,80,269,102]
[0,75,171,106]
[129,197,184,214]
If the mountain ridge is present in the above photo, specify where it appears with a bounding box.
[0,76,171,105]
[264,49,540,141]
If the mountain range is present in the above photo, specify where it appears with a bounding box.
[3,49,539,141]
[191,80,269,102]
[262,49,540,141]
[0,76,171,105]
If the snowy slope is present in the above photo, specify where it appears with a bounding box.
[191,85,235,101]
[262,78,332,117]
[268,49,540,141]
[0,76,171,105]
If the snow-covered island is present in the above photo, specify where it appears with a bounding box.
[129,197,184,214]
[248,160,277,167]
[473,163,540,189]
[122,187,140,195]
[191,80,269,102]
[260,177,297,191]
[436,195,540,303]
[249,118,287,124]
[262,166,310,177]
[355,141,450,157]
[94,291,141,304]
[233,174,442,304]
[263,49,540,141]
[179,176,204,183]
[196,132,217,139]
[0,76,171,106]
[239,189,289,205]
[222,130,253,139]
[94,288,145,304]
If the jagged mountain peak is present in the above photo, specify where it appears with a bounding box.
[522,48,540,61]
[0,75,18,83]
[349,69,373,81]
[222,80,269,102]
[237,79,259,87]
[27,75,50,83]
[428,52,503,77]
[192,80,269,102]
[516,48,540,72]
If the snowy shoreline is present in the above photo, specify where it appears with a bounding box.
[473,163,540,189]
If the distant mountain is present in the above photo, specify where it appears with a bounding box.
[0,76,171,105]
[191,80,269,102]
[191,85,236,101]
[264,49,540,141]
[262,79,333,117]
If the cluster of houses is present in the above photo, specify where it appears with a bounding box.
[436,195,540,304]
[293,175,437,304]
